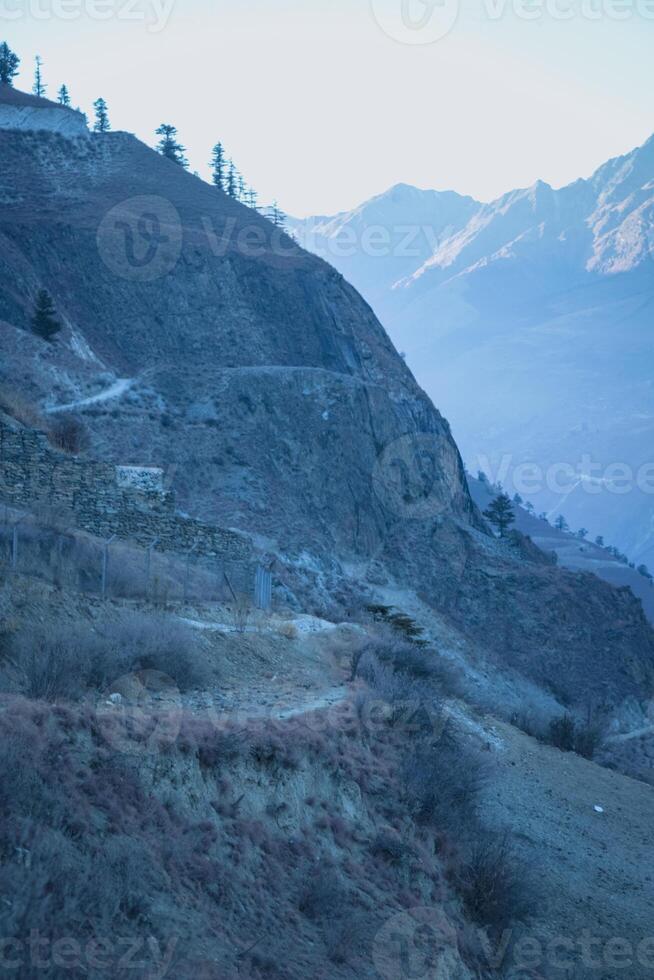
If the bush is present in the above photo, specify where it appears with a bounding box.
[455,832,531,933]
[0,383,42,427]
[546,714,603,759]
[548,714,576,752]
[366,604,426,642]
[573,721,603,760]
[355,629,463,700]
[47,415,91,454]
[298,867,346,920]
[402,734,487,832]
[8,627,86,701]
[370,830,406,865]
[110,613,209,692]
[2,613,209,701]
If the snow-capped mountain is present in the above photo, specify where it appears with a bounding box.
[289,135,654,571]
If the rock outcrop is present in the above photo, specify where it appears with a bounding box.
[0,84,88,137]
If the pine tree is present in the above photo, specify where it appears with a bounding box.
[0,42,20,86]
[577,528,588,540]
[31,290,61,343]
[155,124,188,167]
[93,98,110,133]
[226,160,238,198]
[57,84,70,106]
[554,515,569,532]
[267,200,287,230]
[210,142,226,191]
[483,493,515,537]
[595,535,605,548]
[32,55,46,97]
[244,186,259,211]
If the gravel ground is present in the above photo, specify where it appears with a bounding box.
[481,719,654,979]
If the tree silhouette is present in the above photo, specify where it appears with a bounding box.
[483,493,515,537]
[32,55,46,97]
[226,160,238,198]
[31,290,61,343]
[155,124,188,167]
[244,187,259,211]
[93,97,110,132]
[57,84,70,106]
[210,142,226,191]
[0,42,20,85]
[554,515,569,532]
[267,201,287,230]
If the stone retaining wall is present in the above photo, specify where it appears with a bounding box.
[0,414,252,564]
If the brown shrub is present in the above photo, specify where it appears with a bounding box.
[46,415,91,454]
[455,832,532,933]
[0,384,42,428]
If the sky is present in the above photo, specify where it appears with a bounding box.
[4,0,653,215]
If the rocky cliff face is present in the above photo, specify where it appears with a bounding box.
[0,85,88,137]
[1,96,653,709]
[0,111,473,558]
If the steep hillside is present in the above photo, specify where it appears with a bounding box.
[468,475,654,626]
[289,135,654,571]
[1,90,654,711]
[0,89,473,557]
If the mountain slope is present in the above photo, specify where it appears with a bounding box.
[289,135,654,570]
[1,90,653,710]
[0,91,473,558]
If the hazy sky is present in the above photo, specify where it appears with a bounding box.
[5,0,654,215]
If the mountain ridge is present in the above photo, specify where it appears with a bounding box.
[288,132,654,571]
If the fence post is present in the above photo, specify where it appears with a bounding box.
[184,542,198,603]
[101,535,116,600]
[254,565,272,612]
[146,537,159,597]
[11,515,26,571]
[223,571,237,604]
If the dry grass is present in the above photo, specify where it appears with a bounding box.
[0,383,43,428]
[1,611,211,699]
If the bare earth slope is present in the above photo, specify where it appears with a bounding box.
[481,717,654,979]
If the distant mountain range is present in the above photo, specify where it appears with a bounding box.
[289,134,654,571]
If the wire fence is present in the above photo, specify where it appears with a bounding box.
[0,504,271,609]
